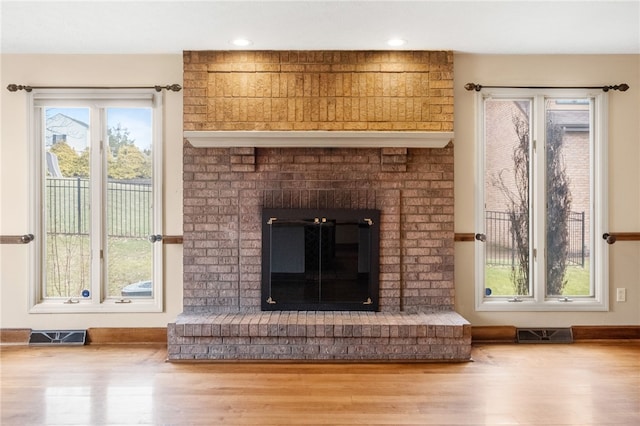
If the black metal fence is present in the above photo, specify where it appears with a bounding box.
[485,210,586,267]
[46,177,151,238]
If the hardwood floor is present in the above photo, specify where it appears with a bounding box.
[1,342,638,425]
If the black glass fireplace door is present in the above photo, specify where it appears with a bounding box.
[262,209,380,311]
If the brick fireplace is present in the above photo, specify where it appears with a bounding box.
[167,51,471,361]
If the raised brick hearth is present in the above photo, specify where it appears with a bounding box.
[169,311,470,360]
[167,50,471,361]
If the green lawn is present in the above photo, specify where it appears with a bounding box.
[106,237,153,296]
[46,235,152,298]
[485,261,591,297]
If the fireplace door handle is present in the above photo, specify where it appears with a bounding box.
[475,233,487,242]
[148,234,163,243]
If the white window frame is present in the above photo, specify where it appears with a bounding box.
[28,89,164,313]
[475,88,609,311]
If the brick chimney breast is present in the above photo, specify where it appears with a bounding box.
[172,51,468,361]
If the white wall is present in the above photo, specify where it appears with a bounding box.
[0,55,184,328]
[1,53,639,330]
[454,54,640,327]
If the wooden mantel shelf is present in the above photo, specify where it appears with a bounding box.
[184,131,454,149]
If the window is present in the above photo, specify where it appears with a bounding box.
[29,90,163,312]
[475,89,608,311]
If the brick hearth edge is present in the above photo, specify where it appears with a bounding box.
[168,311,471,361]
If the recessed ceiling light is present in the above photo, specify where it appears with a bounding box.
[231,38,253,47]
[387,38,407,47]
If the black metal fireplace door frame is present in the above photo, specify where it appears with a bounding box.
[261,208,380,311]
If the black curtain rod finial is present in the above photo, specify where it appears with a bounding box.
[7,84,32,92]
[154,84,182,92]
[603,83,629,92]
[464,83,482,91]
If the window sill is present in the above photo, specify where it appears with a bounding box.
[476,298,609,312]
[29,299,163,314]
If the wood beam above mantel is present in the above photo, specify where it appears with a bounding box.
[184,131,454,149]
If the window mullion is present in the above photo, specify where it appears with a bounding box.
[531,95,547,303]
[100,108,110,302]
[88,107,104,304]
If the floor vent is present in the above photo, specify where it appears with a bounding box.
[517,328,573,343]
[29,330,86,346]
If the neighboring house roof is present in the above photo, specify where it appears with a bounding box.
[46,113,89,152]
[48,113,89,129]
[548,110,590,130]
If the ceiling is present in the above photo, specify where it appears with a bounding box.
[1,0,639,55]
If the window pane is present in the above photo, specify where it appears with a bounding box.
[44,107,91,298]
[483,99,532,297]
[105,108,154,298]
[545,99,591,297]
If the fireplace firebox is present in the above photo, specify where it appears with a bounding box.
[261,209,380,311]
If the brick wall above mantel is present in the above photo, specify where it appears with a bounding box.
[183,50,454,132]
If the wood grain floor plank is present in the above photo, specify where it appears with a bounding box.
[1,343,638,425]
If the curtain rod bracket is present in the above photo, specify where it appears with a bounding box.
[465,82,629,92]
[7,83,182,93]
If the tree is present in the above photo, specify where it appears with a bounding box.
[493,115,530,295]
[493,112,572,296]
[109,144,150,179]
[108,124,136,157]
[545,119,572,295]
[49,141,80,177]
[49,124,151,179]
[76,148,90,177]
